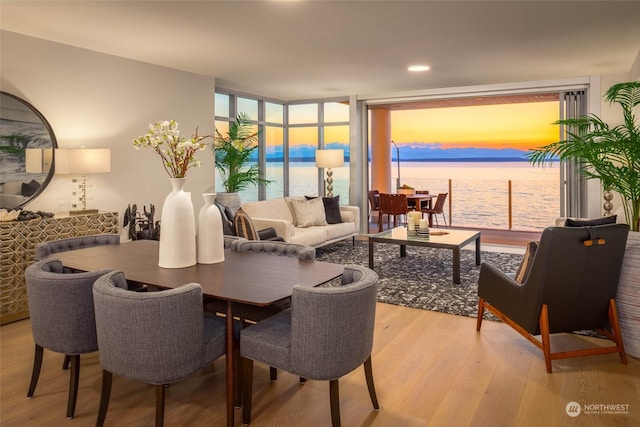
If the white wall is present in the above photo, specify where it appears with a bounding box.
[1,31,215,240]
[631,48,640,81]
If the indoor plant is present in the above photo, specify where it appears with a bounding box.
[212,112,270,210]
[527,81,640,231]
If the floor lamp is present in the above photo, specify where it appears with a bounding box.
[55,148,111,215]
[315,149,344,197]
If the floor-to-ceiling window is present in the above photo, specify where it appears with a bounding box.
[214,91,285,202]
[216,90,350,202]
[288,100,350,201]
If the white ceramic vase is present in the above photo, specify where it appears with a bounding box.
[158,177,196,268]
[197,193,225,264]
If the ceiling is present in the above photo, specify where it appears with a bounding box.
[1,1,639,101]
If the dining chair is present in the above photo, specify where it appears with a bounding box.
[92,270,228,427]
[378,193,408,232]
[477,224,629,372]
[367,189,380,222]
[415,190,430,210]
[240,264,379,427]
[421,192,448,227]
[34,234,120,260]
[25,258,112,419]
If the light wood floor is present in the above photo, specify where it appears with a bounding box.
[2,303,638,426]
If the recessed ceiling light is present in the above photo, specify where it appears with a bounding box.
[408,65,430,72]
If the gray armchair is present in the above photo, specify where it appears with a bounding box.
[233,240,316,260]
[477,224,629,373]
[34,234,120,260]
[240,264,379,427]
[92,270,227,427]
[25,258,112,419]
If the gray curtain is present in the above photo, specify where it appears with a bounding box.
[559,90,587,218]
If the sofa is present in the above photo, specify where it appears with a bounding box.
[240,197,360,248]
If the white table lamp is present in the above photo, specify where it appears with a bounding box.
[315,149,344,197]
[55,148,111,214]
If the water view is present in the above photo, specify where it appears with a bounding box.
[252,161,560,231]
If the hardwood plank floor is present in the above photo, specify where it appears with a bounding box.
[2,303,638,426]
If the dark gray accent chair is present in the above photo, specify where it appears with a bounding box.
[477,224,629,373]
[25,258,112,419]
[34,234,120,260]
[240,264,380,427]
[92,271,227,427]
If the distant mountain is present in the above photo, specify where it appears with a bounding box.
[268,142,537,162]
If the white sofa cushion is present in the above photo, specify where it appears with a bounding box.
[290,227,328,247]
[242,198,293,223]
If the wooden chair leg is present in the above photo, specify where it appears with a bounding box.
[329,379,341,427]
[364,356,379,410]
[96,370,112,427]
[62,354,71,370]
[242,358,254,425]
[476,298,485,331]
[608,298,628,364]
[155,384,166,427]
[67,355,80,418]
[539,304,552,373]
[27,344,44,398]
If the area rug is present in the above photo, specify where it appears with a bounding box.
[316,239,524,319]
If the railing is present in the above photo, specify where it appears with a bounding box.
[405,178,559,231]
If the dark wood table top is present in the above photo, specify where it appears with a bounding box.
[53,240,344,306]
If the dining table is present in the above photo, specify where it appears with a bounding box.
[405,194,437,226]
[51,239,345,427]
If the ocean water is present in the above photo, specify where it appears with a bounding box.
[259,161,559,231]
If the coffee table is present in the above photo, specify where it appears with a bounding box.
[368,227,481,284]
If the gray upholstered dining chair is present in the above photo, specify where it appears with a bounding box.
[34,234,120,260]
[25,258,112,419]
[477,224,629,373]
[92,270,228,427]
[233,239,316,260]
[240,264,380,427]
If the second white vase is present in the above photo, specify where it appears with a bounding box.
[197,193,225,264]
[158,177,196,269]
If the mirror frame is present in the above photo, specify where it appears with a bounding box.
[0,91,57,209]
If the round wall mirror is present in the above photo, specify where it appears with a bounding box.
[0,92,57,210]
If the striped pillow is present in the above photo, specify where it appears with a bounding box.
[233,209,259,240]
[515,241,538,283]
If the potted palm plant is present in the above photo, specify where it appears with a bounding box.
[212,112,270,212]
[527,81,640,232]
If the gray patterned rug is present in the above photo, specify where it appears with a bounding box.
[316,239,523,319]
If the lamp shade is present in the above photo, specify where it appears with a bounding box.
[315,149,344,168]
[55,148,111,175]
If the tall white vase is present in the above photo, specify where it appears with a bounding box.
[158,177,196,268]
[197,193,225,264]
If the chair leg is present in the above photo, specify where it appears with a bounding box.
[67,354,80,418]
[329,379,341,427]
[96,370,112,427]
[241,358,254,425]
[442,213,448,227]
[233,338,241,408]
[476,298,485,331]
[270,366,278,381]
[608,298,628,364]
[364,356,379,410]
[155,384,166,427]
[539,304,552,373]
[27,344,44,398]
[300,377,307,383]
[62,354,71,370]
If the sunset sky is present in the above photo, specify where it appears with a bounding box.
[391,101,560,150]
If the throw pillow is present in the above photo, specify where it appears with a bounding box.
[233,208,259,240]
[305,195,343,224]
[214,201,235,236]
[515,241,538,283]
[290,197,328,228]
[21,179,41,197]
[565,215,617,227]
